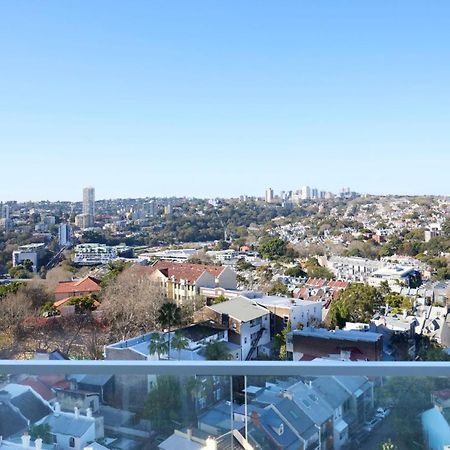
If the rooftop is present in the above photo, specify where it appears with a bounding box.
[290,327,383,343]
[209,297,269,322]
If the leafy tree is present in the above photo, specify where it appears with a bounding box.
[304,258,335,280]
[274,322,291,361]
[259,237,288,260]
[203,340,231,360]
[268,281,289,296]
[385,293,412,311]
[67,295,98,313]
[285,265,307,278]
[158,302,182,358]
[148,333,169,360]
[171,331,189,360]
[211,294,227,305]
[9,265,32,279]
[328,284,383,328]
[29,424,52,444]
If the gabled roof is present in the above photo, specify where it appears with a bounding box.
[147,261,226,284]
[54,276,101,295]
[10,389,52,423]
[20,377,55,402]
[41,413,94,437]
[0,399,27,438]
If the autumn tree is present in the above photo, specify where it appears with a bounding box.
[100,268,165,342]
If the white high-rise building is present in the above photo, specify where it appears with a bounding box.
[82,187,95,228]
[300,186,311,200]
[265,188,274,203]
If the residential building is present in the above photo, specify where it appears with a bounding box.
[195,297,271,360]
[12,243,46,272]
[325,256,384,282]
[139,248,199,262]
[243,292,323,335]
[54,276,102,301]
[368,266,422,288]
[82,187,95,229]
[73,243,130,266]
[144,261,237,303]
[300,186,311,200]
[287,328,384,361]
[58,222,72,247]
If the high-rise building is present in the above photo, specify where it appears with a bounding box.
[311,188,319,199]
[58,223,72,247]
[1,203,10,220]
[82,187,95,228]
[265,188,274,203]
[300,186,311,200]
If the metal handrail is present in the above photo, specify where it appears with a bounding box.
[1,360,450,377]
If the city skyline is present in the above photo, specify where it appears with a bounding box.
[1,2,450,201]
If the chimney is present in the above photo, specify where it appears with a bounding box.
[205,437,217,450]
[21,433,31,449]
[186,429,192,441]
[1,435,3,447]
[54,402,61,416]
[86,408,93,418]
[35,438,43,450]
[74,407,80,419]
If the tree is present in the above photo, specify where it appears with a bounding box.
[274,321,291,360]
[171,331,189,360]
[29,424,52,444]
[158,302,182,358]
[285,265,307,278]
[100,268,165,341]
[304,258,335,280]
[258,237,288,260]
[268,281,289,296]
[203,341,231,360]
[211,294,227,305]
[148,333,169,360]
[328,284,383,329]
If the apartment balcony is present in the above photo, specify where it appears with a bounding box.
[0,361,449,450]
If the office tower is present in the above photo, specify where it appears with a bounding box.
[300,186,311,200]
[58,223,72,247]
[1,203,10,220]
[265,188,274,203]
[82,187,95,228]
[311,188,319,199]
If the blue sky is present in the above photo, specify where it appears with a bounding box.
[1,1,449,201]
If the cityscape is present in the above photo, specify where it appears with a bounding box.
[2,2,450,450]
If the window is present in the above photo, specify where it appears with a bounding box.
[69,437,75,448]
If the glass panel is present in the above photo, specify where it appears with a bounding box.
[0,370,449,450]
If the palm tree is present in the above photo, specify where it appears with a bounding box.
[171,331,189,360]
[157,302,182,358]
[203,341,232,361]
[148,333,169,360]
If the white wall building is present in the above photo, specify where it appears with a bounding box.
[12,243,46,272]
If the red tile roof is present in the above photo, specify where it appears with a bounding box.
[54,276,102,295]
[20,377,55,401]
[146,261,225,284]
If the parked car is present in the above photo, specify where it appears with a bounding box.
[363,416,382,432]
[376,407,391,419]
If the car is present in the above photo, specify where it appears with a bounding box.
[376,407,391,418]
[363,416,382,432]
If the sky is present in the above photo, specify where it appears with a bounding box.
[1,1,450,201]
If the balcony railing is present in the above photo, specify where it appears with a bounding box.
[1,361,449,450]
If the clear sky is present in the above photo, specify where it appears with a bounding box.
[1,1,449,201]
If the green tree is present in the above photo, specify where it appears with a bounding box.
[274,322,291,361]
[304,258,335,280]
[328,284,383,328]
[285,265,307,278]
[259,237,288,260]
[203,340,231,360]
[212,294,227,305]
[268,281,289,296]
[29,424,52,444]
[171,331,189,360]
[158,302,182,358]
[148,333,169,360]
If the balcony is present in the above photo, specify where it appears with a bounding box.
[0,361,449,450]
